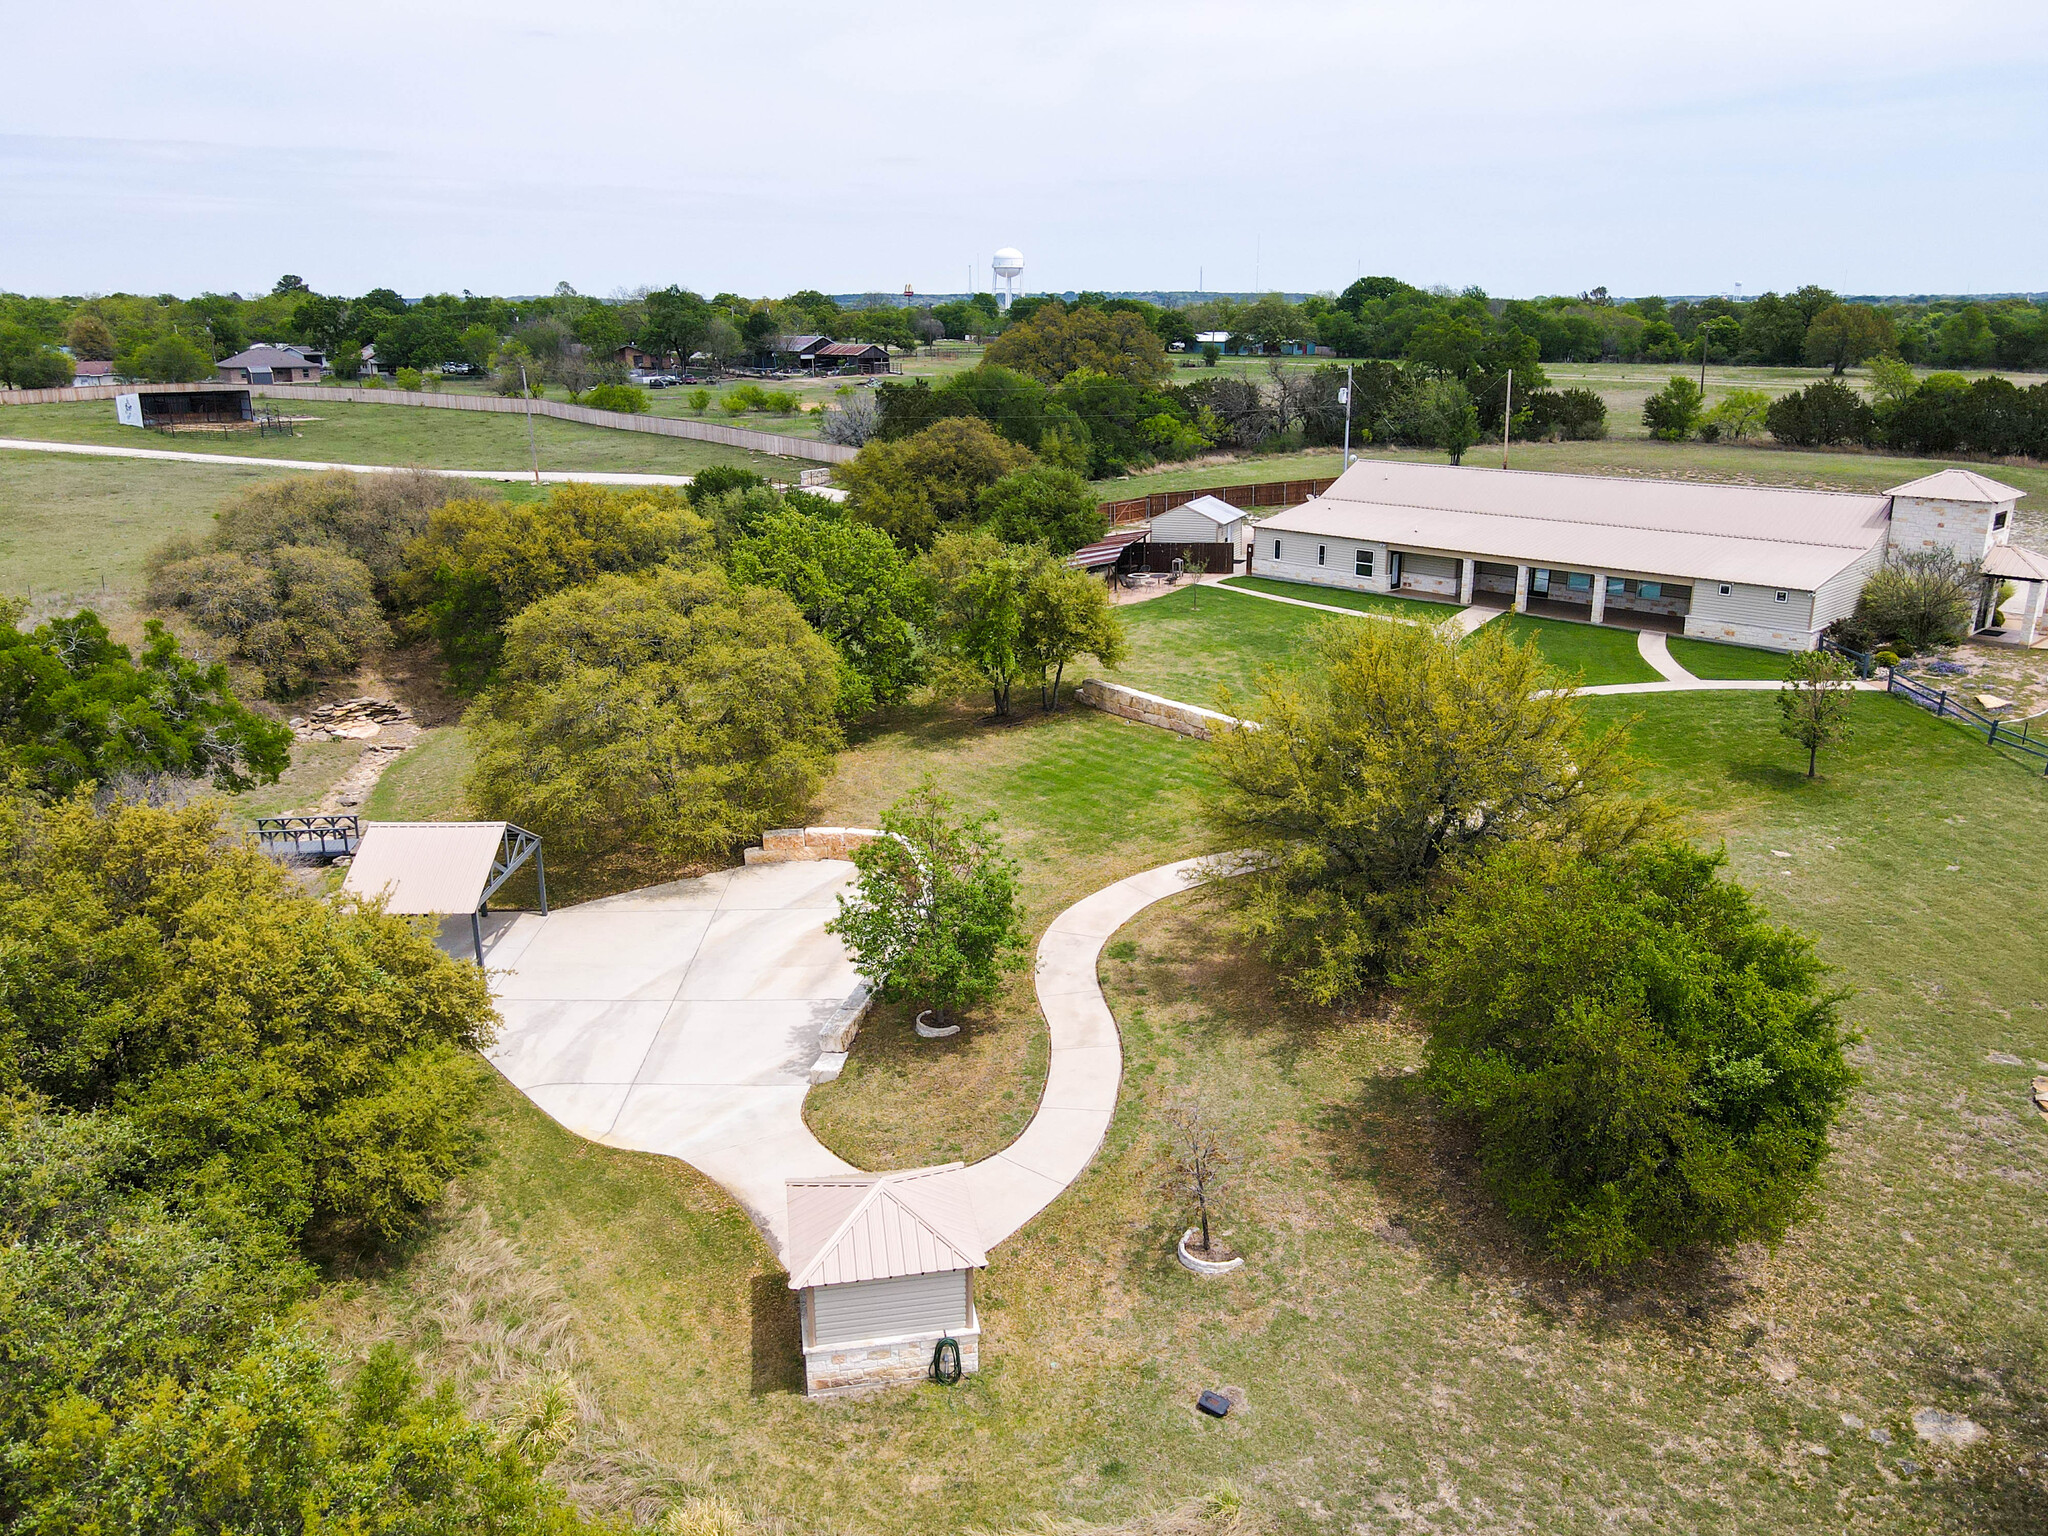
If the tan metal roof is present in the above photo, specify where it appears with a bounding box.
[1982,543,2048,581]
[1259,461,1892,590]
[341,821,509,915]
[1886,468,2026,503]
[785,1164,985,1289]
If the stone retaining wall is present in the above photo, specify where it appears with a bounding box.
[803,1326,980,1398]
[744,826,881,863]
[1075,677,1253,740]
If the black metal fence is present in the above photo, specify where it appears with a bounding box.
[1887,671,2048,773]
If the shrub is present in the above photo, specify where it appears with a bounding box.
[1641,376,1704,440]
[583,382,650,414]
[1851,546,1976,652]
[687,387,712,413]
[1410,839,1855,1272]
[761,389,801,414]
[1766,378,1875,447]
[1522,386,1607,441]
[393,366,422,391]
[1874,649,1900,669]
[1704,386,1771,441]
[466,566,841,863]
[819,390,882,446]
[721,384,770,414]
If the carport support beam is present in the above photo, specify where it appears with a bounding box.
[471,910,484,966]
[535,846,548,916]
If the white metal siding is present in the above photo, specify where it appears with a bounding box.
[809,1271,968,1346]
[1810,539,1886,630]
[1260,537,1390,593]
[1691,580,1815,632]
[1153,506,1242,544]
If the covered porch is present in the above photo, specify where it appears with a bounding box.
[1391,551,1692,633]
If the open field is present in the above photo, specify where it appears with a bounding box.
[358,686,2048,1535]
[0,398,811,477]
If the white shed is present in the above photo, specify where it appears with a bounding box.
[785,1164,986,1397]
[1150,493,1248,552]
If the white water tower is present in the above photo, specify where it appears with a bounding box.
[992,247,1025,310]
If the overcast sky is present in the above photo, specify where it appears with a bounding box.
[5,0,2045,301]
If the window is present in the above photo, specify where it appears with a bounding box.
[1638,582,1661,599]
[1995,510,2009,529]
[1355,548,1374,578]
[1567,571,1592,592]
[1718,583,1732,596]
[1606,576,1627,596]
[1775,590,1789,603]
[1317,544,1327,566]
[1273,538,1282,559]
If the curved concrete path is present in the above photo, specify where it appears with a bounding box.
[477,854,1207,1262]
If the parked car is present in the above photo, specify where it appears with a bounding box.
[438,360,477,376]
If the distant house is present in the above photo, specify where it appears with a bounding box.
[215,344,326,385]
[71,359,118,387]
[754,334,833,370]
[812,341,893,374]
[613,343,664,373]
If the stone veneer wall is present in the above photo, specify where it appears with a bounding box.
[744,826,881,864]
[1076,677,1253,740]
[803,1326,980,1398]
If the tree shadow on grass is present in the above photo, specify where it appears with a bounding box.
[1726,759,1836,794]
[1325,1066,1755,1342]
[750,1271,806,1397]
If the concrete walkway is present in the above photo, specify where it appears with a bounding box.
[1636,630,1696,683]
[478,854,1207,1262]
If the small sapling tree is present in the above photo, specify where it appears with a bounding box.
[826,780,1027,1032]
[1163,1094,1236,1259]
[1778,649,1854,778]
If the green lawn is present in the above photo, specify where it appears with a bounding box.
[362,726,475,822]
[1668,635,1796,681]
[0,399,812,478]
[1087,585,1330,708]
[1492,611,1662,685]
[1218,574,1456,621]
[352,689,2048,1535]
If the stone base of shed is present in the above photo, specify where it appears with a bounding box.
[803,1326,980,1399]
[1682,617,1817,652]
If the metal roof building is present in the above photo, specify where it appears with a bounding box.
[341,821,546,961]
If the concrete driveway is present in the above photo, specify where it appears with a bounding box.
[475,860,862,1248]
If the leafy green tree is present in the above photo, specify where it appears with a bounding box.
[920,529,1041,716]
[0,325,75,387]
[978,465,1107,555]
[730,501,931,714]
[396,483,710,688]
[840,417,1034,549]
[1409,839,1854,1272]
[1019,559,1125,710]
[1804,303,1896,374]
[1522,387,1608,441]
[1851,547,1977,653]
[1863,354,1919,413]
[64,312,117,360]
[126,332,216,382]
[984,302,1170,386]
[1777,649,1854,778]
[1704,386,1771,440]
[468,567,841,864]
[825,780,1027,1029]
[1408,378,1480,463]
[1402,314,1484,380]
[0,608,289,793]
[1202,617,1666,1002]
[0,788,494,1247]
[1641,375,1704,440]
[1765,378,1875,447]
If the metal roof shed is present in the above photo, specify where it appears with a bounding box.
[340,821,546,962]
[785,1165,986,1397]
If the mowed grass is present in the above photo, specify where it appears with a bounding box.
[423,690,2046,1534]
[362,726,476,822]
[1086,585,1330,707]
[1493,610,1662,685]
[0,398,813,478]
[1219,573,1456,621]
[1669,635,1798,680]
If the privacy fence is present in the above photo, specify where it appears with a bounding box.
[0,379,852,464]
[1097,476,1340,527]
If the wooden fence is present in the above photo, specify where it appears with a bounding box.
[1097,476,1340,527]
[0,379,851,464]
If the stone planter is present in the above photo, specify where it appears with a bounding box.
[1177,1229,1244,1275]
[914,1009,960,1039]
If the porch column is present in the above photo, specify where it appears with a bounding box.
[1460,558,1477,604]
[1513,564,1531,613]
[2021,578,2048,644]
[1590,572,1608,625]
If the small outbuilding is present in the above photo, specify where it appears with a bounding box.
[785,1165,986,1397]
[1151,493,1248,558]
[115,386,253,429]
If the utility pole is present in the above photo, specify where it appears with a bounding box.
[1501,368,1513,469]
[1340,364,1355,467]
[1698,331,1709,397]
[518,362,539,486]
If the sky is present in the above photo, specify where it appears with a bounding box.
[5,0,2046,302]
